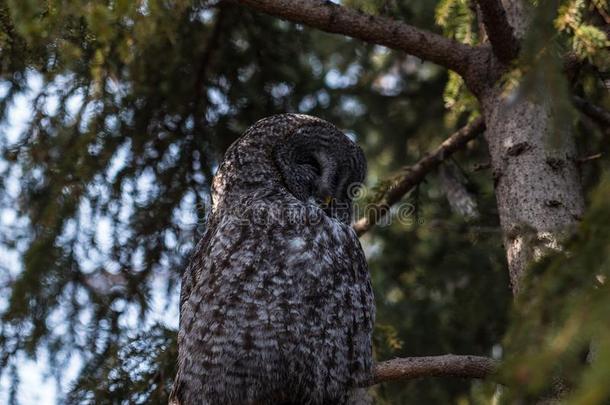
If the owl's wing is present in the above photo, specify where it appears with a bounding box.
[347,228,376,383]
[356,244,375,330]
[179,215,218,321]
[179,259,194,323]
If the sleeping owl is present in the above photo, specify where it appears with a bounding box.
[170,114,374,405]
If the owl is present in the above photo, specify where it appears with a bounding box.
[170,114,374,405]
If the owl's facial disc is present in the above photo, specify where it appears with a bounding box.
[274,127,365,224]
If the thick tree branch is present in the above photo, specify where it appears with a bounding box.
[476,0,519,63]
[353,117,485,236]
[233,0,476,77]
[370,354,498,385]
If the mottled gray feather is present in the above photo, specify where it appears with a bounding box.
[170,114,374,405]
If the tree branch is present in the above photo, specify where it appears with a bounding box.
[353,117,485,236]
[233,0,476,77]
[577,153,602,165]
[573,96,610,129]
[475,0,519,63]
[370,354,498,385]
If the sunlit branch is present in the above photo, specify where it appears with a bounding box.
[370,354,498,385]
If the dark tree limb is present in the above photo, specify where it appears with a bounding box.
[353,117,486,236]
[475,0,519,63]
[573,96,610,129]
[370,354,498,385]
[233,0,477,77]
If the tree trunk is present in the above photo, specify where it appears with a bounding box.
[478,0,585,294]
[481,88,584,294]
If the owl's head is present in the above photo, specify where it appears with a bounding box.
[272,116,366,223]
[213,114,366,224]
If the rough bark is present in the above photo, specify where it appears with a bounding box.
[476,0,519,62]
[371,355,497,385]
[499,0,530,38]
[480,89,584,294]
[477,0,585,294]
[233,0,477,78]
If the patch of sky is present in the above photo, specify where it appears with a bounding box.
[298,95,317,113]
[340,96,366,116]
[0,65,188,405]
[324,64,361,89]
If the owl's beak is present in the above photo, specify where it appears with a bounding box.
[314,195,334,209]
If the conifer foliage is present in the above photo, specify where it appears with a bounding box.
[0,0,608,403]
